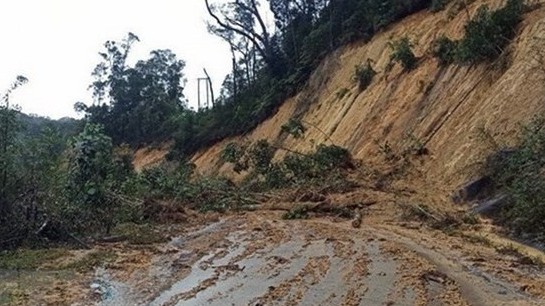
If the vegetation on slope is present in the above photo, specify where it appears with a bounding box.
[0,0,538,252]
[483,118,545,237]
[433,0,525,64]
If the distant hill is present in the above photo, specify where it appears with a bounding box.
[17,112,83,139]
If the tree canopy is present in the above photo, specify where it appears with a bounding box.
[77,33,187,146]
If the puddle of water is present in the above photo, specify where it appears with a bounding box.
[93,268,133,306]
[180,238,312,306]
[148,231,248,306]
[361,241,399,306]
[398,288,416,306]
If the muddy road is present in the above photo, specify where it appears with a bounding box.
[77,211,544,306]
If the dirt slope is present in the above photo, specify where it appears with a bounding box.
[192,0,545,194]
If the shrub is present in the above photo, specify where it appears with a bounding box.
[221,142,249,173]
[432,35,458,65]
[249,140,275,174]
[483,117,545,235]
[389,37,418,71]
[313,145,353,170]
[456,0,524,63]
[65,123,117,233]
[354,61,377,91]
[281,119,307,138]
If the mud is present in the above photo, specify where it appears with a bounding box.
[2,211,545,305]
[89,212,544,306]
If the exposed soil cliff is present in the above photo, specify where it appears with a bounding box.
[192,0,545,199]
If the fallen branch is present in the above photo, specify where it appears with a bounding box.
[262,200,376,214]
[97,235,127,243]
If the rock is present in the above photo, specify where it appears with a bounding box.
[452,176,492,204]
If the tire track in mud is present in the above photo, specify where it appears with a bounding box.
[93,213,543,306]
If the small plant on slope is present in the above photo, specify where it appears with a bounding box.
[389,37,418,71]
[354,60,377,92]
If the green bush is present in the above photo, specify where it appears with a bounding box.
[455,0,524,63]
[484,117,545,235]
[281,119,307,139]
[432,35,458,65]
[313,145,353,170]
[249,140,275,174]
[221,140,354,191]
[221,142,249,173]
[389,37,418,71]
[354,61,377,91]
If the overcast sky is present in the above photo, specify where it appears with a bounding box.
[0,0,235,119]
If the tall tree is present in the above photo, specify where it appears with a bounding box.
[80,34,187,146]
[205,0,283,75]
[0,75,28,215]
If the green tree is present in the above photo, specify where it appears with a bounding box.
[80,34,187,146]
[0,76,28,216]
[66,123,116,233]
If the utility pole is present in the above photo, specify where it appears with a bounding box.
[197,68,215,110]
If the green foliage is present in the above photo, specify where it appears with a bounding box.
[249,140,275,174]
[80,34,187,147]
[484,117,545,235]
[389,37,418,71]
[281,119,307,139]
[433,0,525,65]
[313,145,353,170]
[354,61,377,91]
[124,162,195,201]
[172,0,434,159]
[430,0,451,12]
[457,0,524,63]
[0,248,67,270]
[191,176,251,212]
[65,123,118,233]
[0,76,28,215]
[222,139,353,190]
[221,143,250,173]
[432,35,458,65]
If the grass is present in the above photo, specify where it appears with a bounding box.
[0,248,68,270]
[112,223,168,245]
[61,250,118,273]
[0,288,27,305]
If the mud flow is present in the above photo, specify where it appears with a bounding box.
[86,212,542,306]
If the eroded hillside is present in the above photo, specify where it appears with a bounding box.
[192,0,545,196]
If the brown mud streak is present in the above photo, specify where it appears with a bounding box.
[313,218,539,306]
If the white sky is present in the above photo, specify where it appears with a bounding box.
[0,0,233,119]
